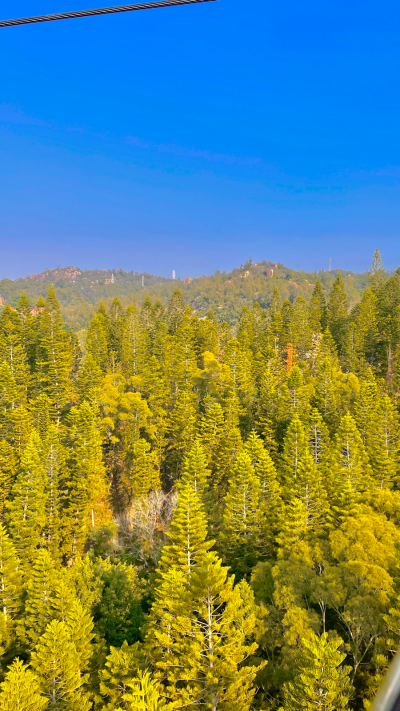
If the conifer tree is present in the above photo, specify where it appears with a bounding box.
[0,524,22,638]
[166,288,185,334]
[127,438,160,499]
[308,279,327,333]
[307,408,331,465]
[31,619,92,711]
[368,248,386,294]
[0,658,47,711]
[199,398,225,472]
[331,413,371,494]
[6,430,47,563]
[0,306,30,403]
[22,549,57,648]
[158,482,213,577]
[108,296,125,361]
[123,670,170,710]
[42,425,65,559]
[286,366,310,422]
[281,415,308,486]
[99,640,145,710]
[281,632,353,711]
[327,274,349,358]
[35,285,73,417]
[0,441,17,520]
[147,550,263,710]
[244,431,282,538]
[77,354,104,412]
[86,312,109,371]
[221,451,266,576]
[179,439,210,495]
[121,305,148,380]
[65,401,111,557]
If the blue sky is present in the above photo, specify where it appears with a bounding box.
[1,0,400,279]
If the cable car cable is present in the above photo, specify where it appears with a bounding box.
[0,0,216,29]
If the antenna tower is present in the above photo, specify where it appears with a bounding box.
[328,257,332,272]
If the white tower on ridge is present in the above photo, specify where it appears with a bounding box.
[172,270,176,280]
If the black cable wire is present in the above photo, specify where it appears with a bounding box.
[0,0,216,28]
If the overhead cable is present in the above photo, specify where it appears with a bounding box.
[0,0,216,28]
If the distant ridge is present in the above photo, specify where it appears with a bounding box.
[0,259,371,332]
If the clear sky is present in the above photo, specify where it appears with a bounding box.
[1,0,400,279]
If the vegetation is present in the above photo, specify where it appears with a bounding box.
[0,249,400,709]
[0,259,373,331]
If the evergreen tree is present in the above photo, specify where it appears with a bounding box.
[31,619,92,711]
[158,482,213,577]
[281,415,308,486]
[0,441,18,520]
[221,451,267,576]
[166,289,185,334]
[123,670,170,711]
[282,632,353,711]
[99,640,145,710]
[331,413,371,494]
[35,286,73,417]
[368,248,386,294]
[22,549,57,648]
[327,274,349,357]
[86,312,109,371]
[179,439,210,495]
[6,430,47,563]
[0,658,47,711]
[0,524,22,641]
[308,279,327,333]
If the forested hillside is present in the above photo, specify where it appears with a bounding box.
[1,249,400,709]
[0,259,371,331]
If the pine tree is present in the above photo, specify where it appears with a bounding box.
[99,640,145,710]
[42,425,65,559]
[327,274,349,358]
[331,413,371,494]
[22,549,57,648]
[123,670,170,710]
[0,306,30,404]
[166,289,185,334]
[281,632,353,711]
[368,248,386,294]
[307,408,331,465]
[286,366,310,422]
[308,279,327,334]
[199,398,225,472]
[0,441,18,521]
[121,305,149,380]
[35,286,73,417]
[64,401,111,557]
[221,451,266,576]
[6,430,47,563]
[127,438,160,499]
[244,431,281,503]
[86,312,109,371]
[147,551,263,710]
[179,439,210,495]
[158,482,213,577]
[108,296,125,361]
[281,415,308,486]
[0,658,47,711]
[31,619,92,711]
[0,524,22,645]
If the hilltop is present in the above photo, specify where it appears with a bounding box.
[0,259,373,331]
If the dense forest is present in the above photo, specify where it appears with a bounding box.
[1,249,400,709]
[0,259,372,331]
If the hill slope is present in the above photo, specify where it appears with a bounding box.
[0,259,372,331]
